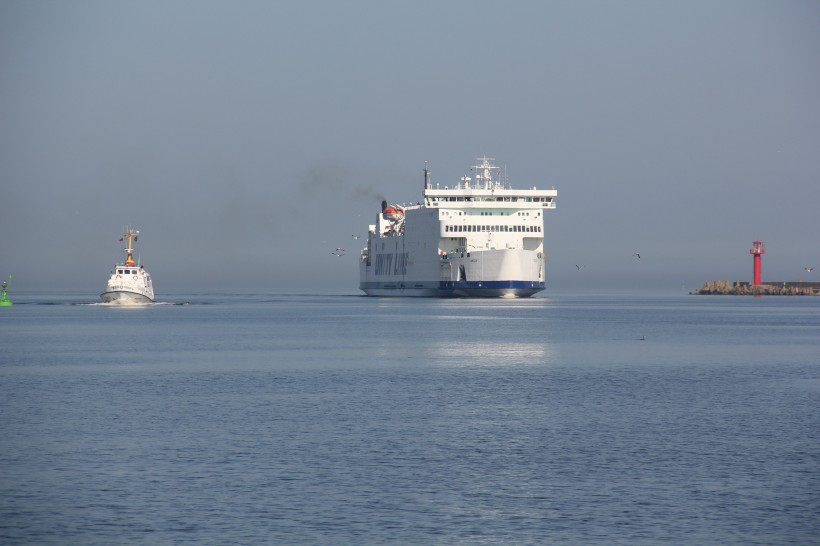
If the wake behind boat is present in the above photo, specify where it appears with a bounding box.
[100,228,155,304]
[359,157,557,297]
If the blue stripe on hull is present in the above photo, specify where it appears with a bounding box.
[443,280,545,298]
[359,280,545,298]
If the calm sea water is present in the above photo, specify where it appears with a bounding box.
[1,291,818,545]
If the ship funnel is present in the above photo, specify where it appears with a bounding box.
[381,200,388,212]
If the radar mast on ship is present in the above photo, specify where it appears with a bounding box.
[472,156,500,190]
[122,228,139,266]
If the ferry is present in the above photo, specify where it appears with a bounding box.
[359,157,557,297]
[100,228,155,304]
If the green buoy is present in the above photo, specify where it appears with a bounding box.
[0,275,13,306]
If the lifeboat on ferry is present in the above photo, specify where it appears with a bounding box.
[381,200,404,221]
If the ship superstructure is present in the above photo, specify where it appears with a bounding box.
[359,157,557,297]
[100,228,155,304]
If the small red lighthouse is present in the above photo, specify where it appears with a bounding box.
[750,240,765,286]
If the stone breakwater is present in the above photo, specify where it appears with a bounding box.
[695,280,820,295]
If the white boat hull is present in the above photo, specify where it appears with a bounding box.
[100,290,154,304]
[360,239,548,298]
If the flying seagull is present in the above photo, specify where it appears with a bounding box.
[805,267,815,272]
[331,251,345,257]
[575,264,585,271]
[633,252,641,259]
[351,234,361,239]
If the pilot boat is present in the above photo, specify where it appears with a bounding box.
[100,228,155,304]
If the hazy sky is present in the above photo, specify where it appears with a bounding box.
[2,0,819,293]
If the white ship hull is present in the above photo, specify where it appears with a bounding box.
[359,158,556,298]
[360,247,546,298]
[100,290,154,304]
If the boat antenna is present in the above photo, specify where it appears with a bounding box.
[123,227,137,266]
